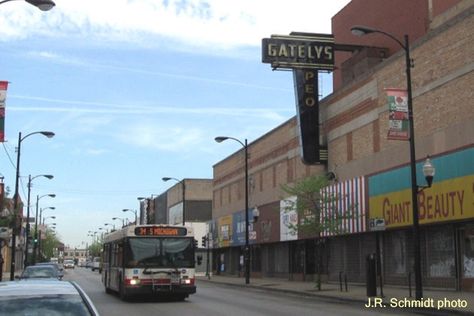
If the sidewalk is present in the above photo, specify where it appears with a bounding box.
[196,275,474,315]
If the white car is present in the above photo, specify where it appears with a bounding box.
[63,259,75,269]
[0,279,100,315]
[91,257,101,272]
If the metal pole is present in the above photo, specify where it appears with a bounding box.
[244,139,249,285]
[375,231,384,297]
[206,234,210,280]
[404,34,423,300]
[38,207,44,262]
[10,132,21,280]
[24,175,32,268]
[33,197,39,264]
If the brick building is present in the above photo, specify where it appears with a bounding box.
[211,0,474,291]
[146,178,213,275]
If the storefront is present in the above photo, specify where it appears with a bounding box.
[368,146,474,290]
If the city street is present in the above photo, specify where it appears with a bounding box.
[64,268,418,316]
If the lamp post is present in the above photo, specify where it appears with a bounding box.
[0,0,55,11]
[39,216,55,260]
[42,215,55,226]
[24,174,53,268]
[122,209,138,225]
[33,200,55,264]
[351,25,436,300]
[10,130,54,280]
[215,136,250,285]
[112,217,125,228]
[104,223,115,231]
[162,177,186,226]
[38,216,56,260]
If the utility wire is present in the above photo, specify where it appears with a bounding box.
[2,142,16,170]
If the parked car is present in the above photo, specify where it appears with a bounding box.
[0,279,100,315]
[35,262,64,279]
[63,259,75,269]
[91,257,101,272]
[18,265,61,280]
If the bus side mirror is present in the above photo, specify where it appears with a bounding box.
[197,255,203,265]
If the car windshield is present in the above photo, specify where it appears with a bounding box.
[22,267,57,279]
[125,237,194,268]
[0,295,92,315]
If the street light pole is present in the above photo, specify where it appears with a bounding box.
[162,177,186,226]
[112,217,125,228]
[350,26,434,300]
[24,174,53,268]
[10,130,54,280]
[122,209,138,225]
[33,200,55,264]
[215,136,250,285]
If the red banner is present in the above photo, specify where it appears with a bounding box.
[0,81,8,143]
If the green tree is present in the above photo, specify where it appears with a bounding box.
[88,240,102,257]
[41,228,61,261]
[281,174,355,290]
[0,187,14,228]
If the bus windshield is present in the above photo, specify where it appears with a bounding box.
[125,237,194,269]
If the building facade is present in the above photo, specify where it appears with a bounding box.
[210,0,474,291]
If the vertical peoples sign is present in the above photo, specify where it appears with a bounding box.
[262,33,334,164]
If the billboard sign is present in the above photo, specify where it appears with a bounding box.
[262,33,334,70]
[368,147,474,228]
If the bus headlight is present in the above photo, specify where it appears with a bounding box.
[126,278,141,285]
[130,279,140,285]
[183,278,193,285]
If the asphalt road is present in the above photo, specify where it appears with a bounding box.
[64,268,419,316]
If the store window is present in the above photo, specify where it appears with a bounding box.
[426,226,455,277]
[385,230,407,275]
[463,227,474,278]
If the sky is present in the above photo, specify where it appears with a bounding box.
[0,0,351,249]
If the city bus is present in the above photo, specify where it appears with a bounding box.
[101,224,197,301]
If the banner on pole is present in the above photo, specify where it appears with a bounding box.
[386,88,409,141]
[0,81,8,143]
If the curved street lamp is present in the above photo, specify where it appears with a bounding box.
[122,209,137,225]
[351,25,436,300]
[42,215,55,225]
[215,136,250,285]
[33,204,56,264]
[24,174,53,267]
[104,223,115,231]
[33,197,55,264]
[112,217,125,228]
[162,177,186,226]
[0,0,55,11]
[10,130,54,280]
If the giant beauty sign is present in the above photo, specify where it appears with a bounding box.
[262,33,334,164]
[368,147,474,228]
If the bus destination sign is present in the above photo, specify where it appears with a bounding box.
[135,226,187,237]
